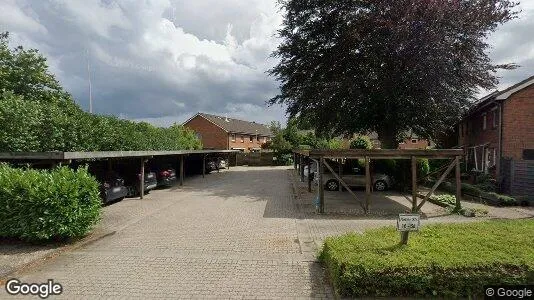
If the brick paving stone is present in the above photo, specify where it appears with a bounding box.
[1,167,333,299]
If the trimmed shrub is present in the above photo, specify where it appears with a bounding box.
[0,164,101,242]
[320,220,534,298]
[487,192,518,206]
[429,194,456,207]
[349,136,373,150]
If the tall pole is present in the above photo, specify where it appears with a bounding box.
[86,50,93,114]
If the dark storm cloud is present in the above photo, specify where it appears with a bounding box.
[0,0,283,125]
[0,0,532,126]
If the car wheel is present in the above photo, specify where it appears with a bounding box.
[326,179,339,191]
[374,180,387,191]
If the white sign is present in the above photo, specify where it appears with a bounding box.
[397,214,420,232]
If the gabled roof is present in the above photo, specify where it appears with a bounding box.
[185,113,273,136]
[467,75,534,116]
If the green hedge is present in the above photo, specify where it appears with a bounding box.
[0,164,101,242]
[320,220,534,298]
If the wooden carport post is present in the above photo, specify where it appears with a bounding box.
[293,153,298,171]
[455,156,462,211]
[411,156,418,212]
[401,156,418,244]
[318,157,325,213]
[365,156,371,214]
[227,153,231,169]
[202,154,206,178]
[300,155,304,182]
[307,160,312,192]
[140,157,145,199]
[338,160,342,192]
[180,155,184,187]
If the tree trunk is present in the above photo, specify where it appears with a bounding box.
[377,128,398,149]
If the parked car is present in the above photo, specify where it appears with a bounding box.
[314,166,393,191]
[89,167,128,204]
[124,171,158,197]
[156,166,177,187]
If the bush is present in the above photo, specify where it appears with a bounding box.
[350,136,373,149]
[429,194,456,207]
[487,192,518,206]
[0,164,101,242]
[320,220,534,298]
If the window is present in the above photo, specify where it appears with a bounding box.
[231,134,236,142]
[482,113,487,130]
[256,135,260,142]
[411,139,417,144]
[240,135,244,143]
[492,110,498,128]
[523,149,534,160]
[249,135,253,142]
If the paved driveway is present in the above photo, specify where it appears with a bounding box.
[2,167,332,299]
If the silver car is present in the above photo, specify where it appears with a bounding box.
[315,166,393,191]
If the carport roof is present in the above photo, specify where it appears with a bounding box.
[294,148,464,159]
[0,150,238,161]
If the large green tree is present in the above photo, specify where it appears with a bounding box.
[269,0,518,148]
[0,32,201,152]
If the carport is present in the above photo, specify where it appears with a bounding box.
[0,150,238,199]
[293,149,464,214]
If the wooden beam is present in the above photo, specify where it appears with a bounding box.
[140,158,145,199]
[365,156,371,214]
[455,156,462,211]
[416,158,456,211]
[180,155,184,186]
[411,156,417,212]
[318,157,325,213]
[323,159,366,211]
[305,149,464,159]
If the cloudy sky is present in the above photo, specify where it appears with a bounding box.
[1,0,533,127]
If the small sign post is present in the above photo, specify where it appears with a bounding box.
[397,213,420,245]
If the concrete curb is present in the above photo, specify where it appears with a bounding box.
[0,229,115,284]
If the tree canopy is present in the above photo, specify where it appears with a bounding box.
[269,0,518,148]
[0,32,201,152]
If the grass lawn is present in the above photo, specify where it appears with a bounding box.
[320,219,534,298]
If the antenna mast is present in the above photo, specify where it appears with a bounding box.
[86,50,93,113]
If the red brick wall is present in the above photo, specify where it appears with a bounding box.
[228,133,269,152]
[458,105,500,150]
[398,138,429,149]
[184,115,228,149]
[502,85,534,160]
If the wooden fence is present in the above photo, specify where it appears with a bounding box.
[232,152,274,166]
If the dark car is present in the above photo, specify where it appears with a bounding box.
[156,166,177,187]
[89,167,128,204]
[123,171,158,197]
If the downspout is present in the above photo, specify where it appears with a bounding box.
[498,101,503,181]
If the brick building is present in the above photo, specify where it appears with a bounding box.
[183,113,273,152]
[457,75,534,195]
